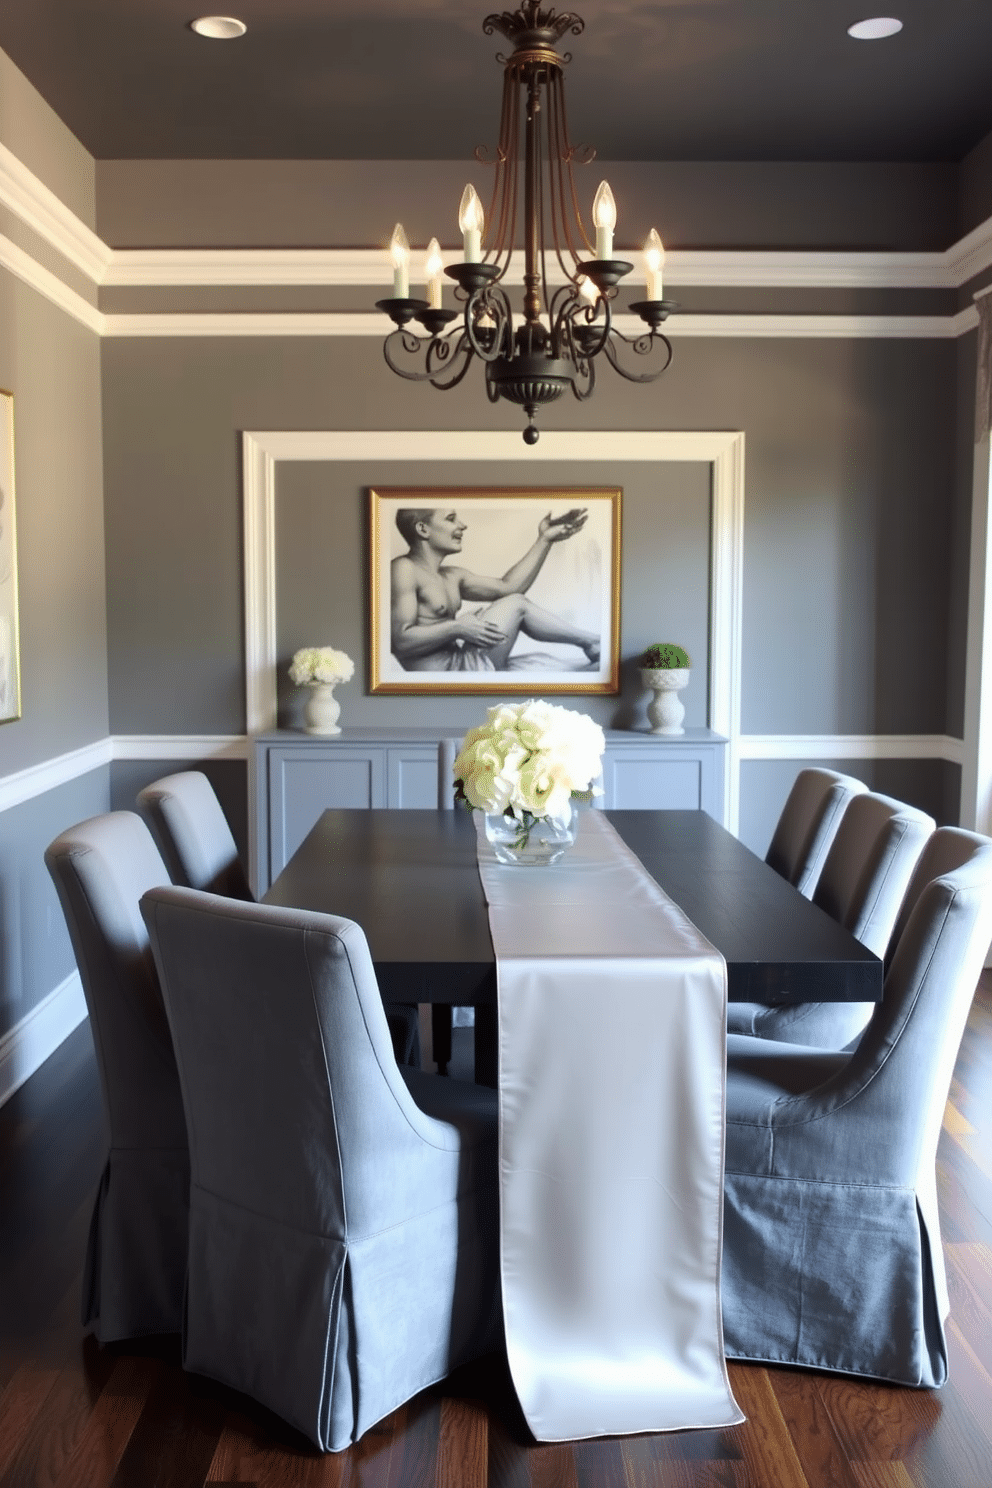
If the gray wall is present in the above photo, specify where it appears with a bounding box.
[0,62,107,1042]
[100,333,959,742]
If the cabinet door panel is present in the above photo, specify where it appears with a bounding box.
[269,752,384,875]
[605,755,702,810]
[387,749,440,808]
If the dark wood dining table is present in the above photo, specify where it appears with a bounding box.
[263,807,883,1084]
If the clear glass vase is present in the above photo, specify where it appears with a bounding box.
[483,802,576,866]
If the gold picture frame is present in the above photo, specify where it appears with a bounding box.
[0,390,21,724]
[369,486,621,694]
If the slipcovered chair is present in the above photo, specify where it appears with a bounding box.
[137,770,253,901]
[138,768,420,1065]
[140,886,500,1452]
[729,791,934,1047]
[764,767,867,898]
[721,826,992,1388]
[44,812,188,1340]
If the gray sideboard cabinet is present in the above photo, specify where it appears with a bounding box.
[251,727,727,893]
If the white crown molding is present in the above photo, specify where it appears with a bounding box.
[739,733,964,763]
[0,141,110,283]
[946,216,992,288]
[0,230,104,334]
[100,232,992,294]
[104,246,391,288]
[99,308,980,340]
[1,143,990,303]
[0,970,87,1108]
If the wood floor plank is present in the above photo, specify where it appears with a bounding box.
[436,1395,488,1488]
[723,1366,810,1488]
[814,1374,938,1464]
[526,1442,580,1488]
[483,1395,532,1488]
[108,1360,226,1488]
[766,1370,861,1488]
[0,1337,116,1488]
[620,1433,749,1486]
[849,1465,917,1487]
[0,1361,62,1480]
[572,1436,627,1488]
[49,1353,158,1488]
[944,1243,992,1379]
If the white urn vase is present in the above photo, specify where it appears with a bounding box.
[303,682,342,736]
[640,667,690,735]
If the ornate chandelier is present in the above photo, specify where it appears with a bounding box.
[375,2,676,445]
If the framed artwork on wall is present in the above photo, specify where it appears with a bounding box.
[0,391,21,724]
[369,486,621,694]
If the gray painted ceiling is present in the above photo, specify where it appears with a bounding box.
[1,0,991,163]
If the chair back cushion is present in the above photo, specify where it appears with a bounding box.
[765,768,867,897]
[137,770,253,901]
[45,811,186,1149]
[45,811,190,1339]
[140,885,500,1449]
[812,791,934,957]
[140,887,468,1238]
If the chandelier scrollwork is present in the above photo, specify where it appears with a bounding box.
[376,3,676,444]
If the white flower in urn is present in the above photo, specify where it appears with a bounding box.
[289,646,354,735]
[453,699,605,862]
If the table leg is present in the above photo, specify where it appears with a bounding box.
[431,1004,452,1076]
[475,999,498,1089]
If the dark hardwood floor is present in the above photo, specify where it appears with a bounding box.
[3,980,992,1488]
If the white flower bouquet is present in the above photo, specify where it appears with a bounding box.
[453,699,605,832]
[288,646,355,686]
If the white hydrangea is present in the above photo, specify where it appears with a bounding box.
[453,699,605,822]
[288,646,355,686]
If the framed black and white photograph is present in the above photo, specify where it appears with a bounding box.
[0,391,20,725]
[369,486,621,694]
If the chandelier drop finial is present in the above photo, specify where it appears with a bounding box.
[375,3,676,443]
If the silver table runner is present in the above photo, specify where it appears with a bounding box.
[476,808,743,1441]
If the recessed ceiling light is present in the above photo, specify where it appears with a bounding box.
[190,16,247,40]
[847,16,903,40]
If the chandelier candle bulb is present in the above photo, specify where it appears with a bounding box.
[425,237,444,308]
[592,181,617,259]
[389,223,410,298]
[578,275,599,307]
[644,229,665,300]
[459,184,485,263]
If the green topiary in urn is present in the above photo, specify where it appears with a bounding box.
[640,642,690,669]
[638,644,691,734]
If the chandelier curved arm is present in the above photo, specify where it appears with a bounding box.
[465,283,515,362]
[600,327,674,385]
[553,282,612,362]
[382,327,475,390]
[425,331,478,391]
[569,349,596,401]
[382,328,441,383]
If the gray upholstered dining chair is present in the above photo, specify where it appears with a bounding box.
[136,769,253,901]
[140,886,501,1452]
[721,826,992,1388]
[764,767,867,898]
[138,768,421,1065]
[44,811,189,1341]
[729,790,934,1047]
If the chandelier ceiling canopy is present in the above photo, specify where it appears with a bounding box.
[376,2,676,444]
